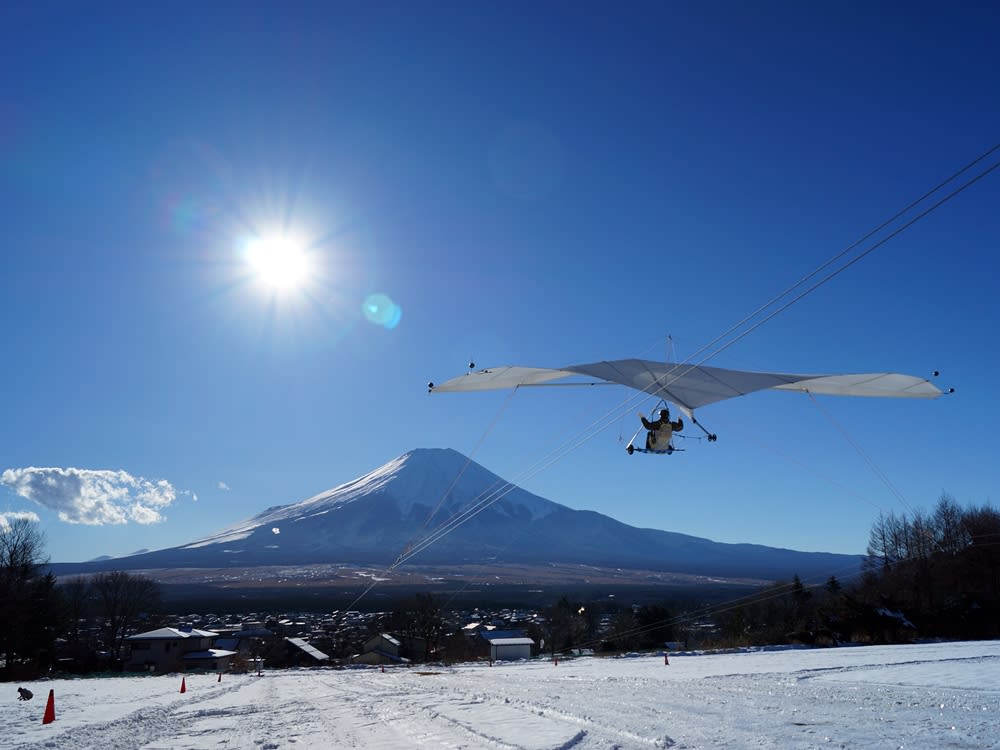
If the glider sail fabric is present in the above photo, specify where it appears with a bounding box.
[430,359,944,415]
[430,365,577,391]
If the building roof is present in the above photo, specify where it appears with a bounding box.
[183,649,238,660]
[351,649,410,664]
[286,637,329,661]
[489,638,535,646]
[127,627,218,641]
[479,630,527,642]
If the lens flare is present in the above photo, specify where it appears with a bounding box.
[362,293,402,329]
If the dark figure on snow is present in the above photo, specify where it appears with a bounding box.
[17,687,33,701]
[641,408,683,451]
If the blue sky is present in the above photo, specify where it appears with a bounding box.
[1,1,997,564]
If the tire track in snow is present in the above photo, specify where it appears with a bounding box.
[790,653,1000,685]
[313,669,585,749]
[9,676,255,750]
[319,671,540,749]
[332,668,676,749]
[458,685,676,749]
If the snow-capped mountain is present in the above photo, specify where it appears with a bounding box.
[53,448,861,580]
[181,447,559,552]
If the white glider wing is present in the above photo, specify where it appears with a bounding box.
[431,358,943,417]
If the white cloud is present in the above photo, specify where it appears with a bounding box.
[0,510,41,531]
[0,467,176,525]
[217,481,230,491]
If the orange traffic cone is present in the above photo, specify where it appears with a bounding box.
[42,689,55,724]
[180,677,187,693]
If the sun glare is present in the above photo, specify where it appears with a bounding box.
[245,236,310,291]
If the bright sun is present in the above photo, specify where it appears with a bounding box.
[244,236,310,291]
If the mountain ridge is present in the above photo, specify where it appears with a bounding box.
[49,448,862,582]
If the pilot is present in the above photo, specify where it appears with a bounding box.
[640,408,683,451]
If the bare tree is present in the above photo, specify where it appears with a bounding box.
[544,596,589,655]
[0,516,46,576]
[933,493,969,554]
[59,576,94,660]
[858,498,1000,640]
[92,571,162,665]
[0,517,58,679]
[865,512,895,571]
[962,504,1000,602]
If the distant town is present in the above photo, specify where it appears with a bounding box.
[44,593,706,677]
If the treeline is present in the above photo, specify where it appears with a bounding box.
[710,494,1000,647]
[1,518,163,681]
[859,494,1000,639]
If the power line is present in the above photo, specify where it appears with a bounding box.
[348,142,999,609]
[407,145,999,564]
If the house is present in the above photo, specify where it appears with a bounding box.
[476,629,533,660]
[487,638,534,662]
[125,627,237,673]
[351,633,408,666]
[183,647,240,672]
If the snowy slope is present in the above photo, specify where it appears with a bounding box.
[182,447,561,549]
[6,640,1000,749]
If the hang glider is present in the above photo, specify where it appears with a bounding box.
[428,358,948,449]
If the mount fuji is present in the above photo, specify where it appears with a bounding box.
[51,448,861,581]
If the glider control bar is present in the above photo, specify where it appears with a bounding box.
[691,416,718,442]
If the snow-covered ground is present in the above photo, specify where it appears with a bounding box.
[6,640,999,749]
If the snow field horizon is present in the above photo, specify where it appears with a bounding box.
[5,640,999,749]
